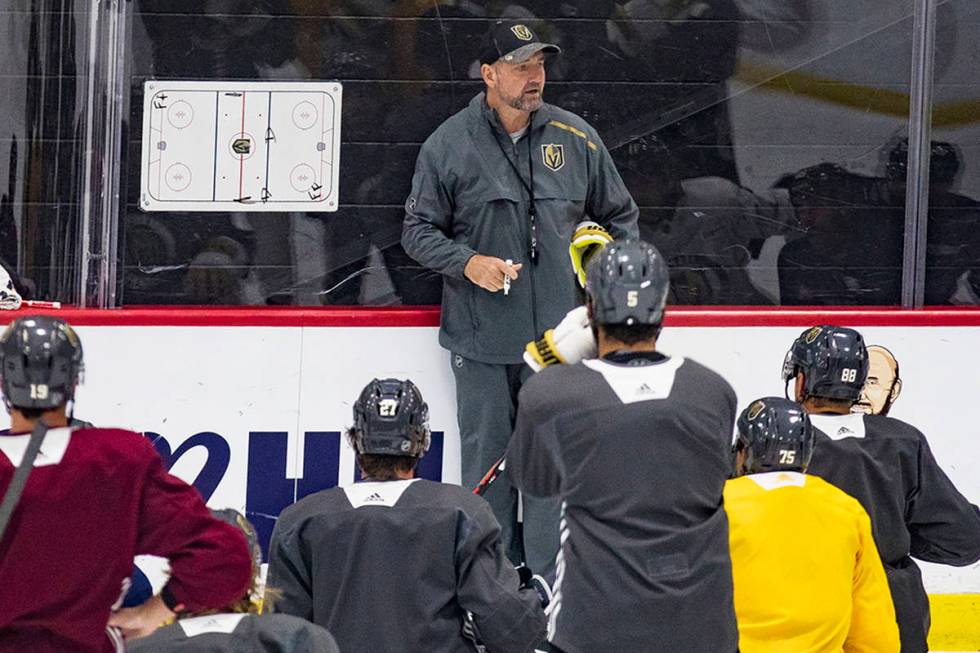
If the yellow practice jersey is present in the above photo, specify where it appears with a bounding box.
[724,472,900,653]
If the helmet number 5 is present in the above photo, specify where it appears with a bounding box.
[841,368,857,383]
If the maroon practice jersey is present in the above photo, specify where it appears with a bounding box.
[0,426,252,653]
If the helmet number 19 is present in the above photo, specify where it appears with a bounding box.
[29,384,49,400]
[778,449,796,464]
[841,368,858,383]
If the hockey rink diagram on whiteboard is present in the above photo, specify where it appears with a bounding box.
[140,81,342,212]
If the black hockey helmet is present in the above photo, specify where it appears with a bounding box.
[352,378,430,458]
[782,325,868,402]
[781,162,863,208]
[886,138,961,187]
[0,316,84,410]
[735,397,813,474]
[585,239,669,327]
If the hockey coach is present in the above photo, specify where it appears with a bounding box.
[401,18,639,575]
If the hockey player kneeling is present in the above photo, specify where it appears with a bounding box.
[782,326,980,653]
[128,508,340,653]
[508,240,739,653]
[267,378,547,653]
[726,397,899,653]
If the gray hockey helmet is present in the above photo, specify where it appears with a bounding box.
[0,316,84,410]
[585,239,669,327]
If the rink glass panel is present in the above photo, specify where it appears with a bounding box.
[925,0,980,306]
[0,2,94,304]
[4,1,975,308]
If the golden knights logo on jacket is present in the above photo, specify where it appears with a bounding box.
[541,143,564,171]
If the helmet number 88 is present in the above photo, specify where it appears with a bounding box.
[840,368,857,383]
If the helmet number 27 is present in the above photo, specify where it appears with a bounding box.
[378,399,398,417]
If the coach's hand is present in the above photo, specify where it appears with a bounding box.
[464,255,522,292]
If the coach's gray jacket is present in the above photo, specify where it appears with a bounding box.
[402,93,639,364]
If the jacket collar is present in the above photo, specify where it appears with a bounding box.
[470,91,551,136]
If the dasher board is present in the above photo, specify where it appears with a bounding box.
[139,81,342,212]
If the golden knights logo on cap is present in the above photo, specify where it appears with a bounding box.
[541,143,564,171]
[511,24,533,41]
[747,400,765,421]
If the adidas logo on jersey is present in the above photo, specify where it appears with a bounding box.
[636,383,655,395]
[836,426,855,437]
[364,492,385,503]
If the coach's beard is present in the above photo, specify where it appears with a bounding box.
[504,86,543,113]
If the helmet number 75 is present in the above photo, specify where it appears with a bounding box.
[778,450,796,464]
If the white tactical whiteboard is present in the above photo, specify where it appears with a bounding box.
[140,81,342,212]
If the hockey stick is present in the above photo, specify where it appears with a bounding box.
[472,451,508,496]
[0,418,50,542]
[472,449,529,571]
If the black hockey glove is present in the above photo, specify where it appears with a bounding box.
[516,564,553,609]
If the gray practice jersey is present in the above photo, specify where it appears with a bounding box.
[267,479,546,653]
[127,613,338,653]
[806,413,980,653]
[508,352,739,653]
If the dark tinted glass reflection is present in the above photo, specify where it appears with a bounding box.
[925,0,980,305]
[119,1,920,306]
[0,3,91,304]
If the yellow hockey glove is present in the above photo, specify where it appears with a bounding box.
[569,221,614,288]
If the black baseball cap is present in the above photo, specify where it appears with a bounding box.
[479,20,561,66]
